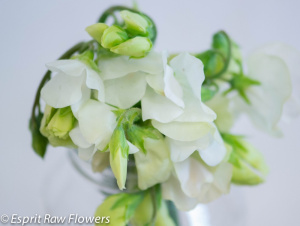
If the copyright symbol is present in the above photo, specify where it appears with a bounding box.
[1,214,9,223]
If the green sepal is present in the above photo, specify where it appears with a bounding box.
[225,74,261,104]
[126,125,162,153]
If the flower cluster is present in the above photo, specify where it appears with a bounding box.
[29,6,299,226]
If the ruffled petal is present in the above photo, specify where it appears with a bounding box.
[142,87,184,123]
[167,131,214,162]
[195,162,232,203]
[104,72,147,109]
[170,53,216,122]
[41,73,84,108]
[164,64,185,108]
[85,68,105,102]
[174,158,232,204]
[134,138,172,190]
[77,100,117,145]
[46,60,86,77]
[238,53,292,135]
[78,145,96,161]
[162,173,198,211]
[69,126,91,149]
[71,84,91,119]
[99,52,164,80]
[197,129,226,167]
[152,120,215,142]
[250,43,300,121]
[146,73,164,95]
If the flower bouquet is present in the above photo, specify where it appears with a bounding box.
[29,5,299,226]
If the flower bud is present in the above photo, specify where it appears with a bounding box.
[120,10,149,36]
[110,37,152,58]
[40,105,75,147]
[223,134,268,185]
[85,23,109,44]
[46,106,75,139]
[101,25,128,49]
[95,194,127,226]
[109,126,129,190]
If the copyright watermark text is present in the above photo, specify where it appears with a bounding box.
[0,214,110,225]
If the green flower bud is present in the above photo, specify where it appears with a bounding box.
[109,126,129,190]
[46,106,75,139]
[85,23,109,44]
[110,37,152,58]
[120,10,149,36]
[101,25,128,49]
[130,193,153,225]
[130,194,175,226]
[223,134,268,185]
[40,105,75,147]
[95,194,127,226]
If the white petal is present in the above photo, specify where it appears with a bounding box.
[69,126,91,149]
[46,60,86,77]
[71,84,91,119]
[164,64,185,108]
[78,145,96,161]
[170,52,203,101]
[146,73,164,95]
[167,131,214,162]
[77,100,117,145]
[174,158,232,203]
[135,138,172,190]
[162,173,198,211]
[197,129,226,167]
[251,43,300,120]
[196,162,232,203]
[206,93,234,133]
[127,141,139,154]
[41,73,84,108]
[170,53,216,122]
[239,53,292,135]
[174,158,214,198]
[85,68,105,102]
[104,72,147,109]
[142,87,184,123]
[99,52,164,80]
[152,120,215,142]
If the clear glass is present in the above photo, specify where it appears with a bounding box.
[41,150,247,226]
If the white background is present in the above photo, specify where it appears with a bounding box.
[0,0,300,225]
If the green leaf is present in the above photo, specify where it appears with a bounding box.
[29,112,48,158]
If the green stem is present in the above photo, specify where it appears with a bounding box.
[30,41,87,126]
[98,5,157,44]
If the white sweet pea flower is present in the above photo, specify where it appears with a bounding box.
[41,59,105,116]
[233,43,300,135]
[69,100,116,160]
[142,52,226,164]
[162,157,233,211]
[98,52,164,109]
